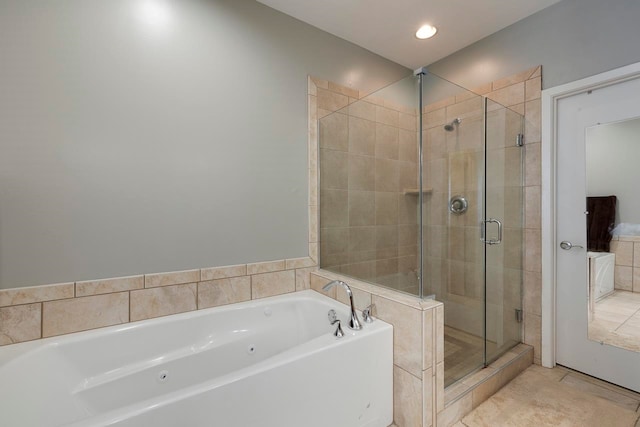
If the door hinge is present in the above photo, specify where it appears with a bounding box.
[516,133,524,147]
[515,309,523,323]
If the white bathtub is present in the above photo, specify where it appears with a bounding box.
[0,290,393,427]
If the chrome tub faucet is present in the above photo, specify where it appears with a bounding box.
[322,280,363,330]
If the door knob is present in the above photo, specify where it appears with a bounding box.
[560,241,584,250]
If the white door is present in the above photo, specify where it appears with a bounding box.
[556,75,640,392]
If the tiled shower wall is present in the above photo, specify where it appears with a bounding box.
[421,66,543,365]
[319,93,419,293]
[611,236,640,292]
[421,69,540,358]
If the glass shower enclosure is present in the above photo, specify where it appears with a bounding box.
[318,70,525,388]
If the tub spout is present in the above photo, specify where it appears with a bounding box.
[322,280,363,330]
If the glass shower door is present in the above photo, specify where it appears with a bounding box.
[484,100,525,363]
[421,73,487,386]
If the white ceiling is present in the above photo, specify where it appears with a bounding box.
[256,0,562,69]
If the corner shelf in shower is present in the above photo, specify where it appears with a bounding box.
[403,188,433,196]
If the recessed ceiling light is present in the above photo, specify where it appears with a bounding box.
[415,24,437,39]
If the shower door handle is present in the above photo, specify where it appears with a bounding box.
[481,218,502,245]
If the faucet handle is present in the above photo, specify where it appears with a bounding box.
[331,318,345,338]
[362,304,376,323]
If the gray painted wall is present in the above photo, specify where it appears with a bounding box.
[428,0,640,90]
[0,0,408,288]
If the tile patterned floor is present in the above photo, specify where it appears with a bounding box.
[455,365,640,427]
[589,290,640,352]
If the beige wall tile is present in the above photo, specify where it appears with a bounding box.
[399,112,417,131]
[252,270,295,299]
[376,225,399,252]
[320,189,349,227]
[422,368,434,427]
[349,191,375,226]
[349,226,376,253]
[424,96,455,113]
[399,129,418,162]
[423,309,434,371]
[529,67,542,79]
[76,275,143,297]
[309,204,319,243]
[399,161,418,191]
[470,372,502,409]
[307,77,317,96]
[320,149,348,189]
[0,282,74,307]
[328,81,359,99]
[611,241,634,266]
[634,243,640,267]
[375,192,399,225]
[524,312,542,361]
[634,268,640,293]
[376,106,399,127]
[525,98,542,143]
[364,95,385,107]
[525,142,541,186]
[309,242,319,263]
[374,295,422,377]
[525,77,542,101]
[394,366,423,427]
[446,97,483,122]
[200,264,247,282]
[295,266,318,291]
[145,269,200,288]
[376,123,399,160]
[348,116,375,155]
[437,392,472,427]
[425,108,446,128]
[319,112,348,151]
[487,82,525,108]
[320,227,349,258]
[310,76,329,90]
[524,229,542,274]
[310,272,336,298]
[525,186,541,229]
[0,303,41,345]
[309,163,318,206]
[285,257,316,270]
[615,266,633,291]
[492,67,538,90]
[336,286,371,311]
[523,270,542,316]
[198,277,251,309]
[317,88,349,112]
[43,293,129,337]
[436,362,445,412]
[398,196,418,225]
[246,260,286,275]
[348,154,375,191]
[436,305,444,364]
[375,158,400,192]
[131,283,196,322]
[349,100,376,122]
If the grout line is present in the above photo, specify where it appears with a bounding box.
[40,302,44,339]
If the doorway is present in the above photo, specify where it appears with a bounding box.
[542,62,640,392]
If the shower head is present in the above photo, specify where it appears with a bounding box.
[444,118,461,131]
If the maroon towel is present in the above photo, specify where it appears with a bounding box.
[586,196,617,252]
